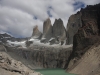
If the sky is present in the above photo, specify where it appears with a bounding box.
[0,0,100,38]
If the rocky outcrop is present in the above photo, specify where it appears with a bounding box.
[51,18,66,44]
[41,18,53,43]
[0,45,41,75]
[66,3,100,75]
[32,25,42,39]
[40,18,66,45]
[0,33,17,43]
[66,12,82,44]
[0,33,27,44]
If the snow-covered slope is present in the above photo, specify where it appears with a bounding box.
[7,40,26,48]
[7,37,72,49]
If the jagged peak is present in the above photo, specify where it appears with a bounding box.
[32,25,42,39]
[43,18,51,26]
[54,18,63,24]
[43,18,52,29]
[44,18,51,22]
[58,18,62,21]
[33,25,39,31]
[32,25,42,35]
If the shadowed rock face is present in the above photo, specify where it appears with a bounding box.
[52,19,66,43]
[66,4,100,75]
[66,12,82,44]
[41,18,53,43]
[71,5,99,60]
[32,25,42,39]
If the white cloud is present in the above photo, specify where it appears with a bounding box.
[75,0,100,5]
[0,0,100,37]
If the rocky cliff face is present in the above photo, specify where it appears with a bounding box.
[6,46,72,69]
[41,18,53,43]
[66,3,100,75]
[66,12,82,44]
[32,25,42,39]
[52,18,66,44]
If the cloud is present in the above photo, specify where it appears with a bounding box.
[0,0,100,37]
[73,1,85,11]
[75,0,100,5]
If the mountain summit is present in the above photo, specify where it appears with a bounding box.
[41,18,53,43]
[32,25,42,39]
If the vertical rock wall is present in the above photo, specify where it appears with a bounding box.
[66,4,100,75]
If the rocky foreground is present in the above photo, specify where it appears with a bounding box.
[0,45,41,75]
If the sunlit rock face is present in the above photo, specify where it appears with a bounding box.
[52,18,66,44]
[41,18,53,43]
[32,25,42,39]
[66,12,82,44]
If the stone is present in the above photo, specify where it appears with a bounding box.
[32,25,42,39]
[66,3,100,75]
[7,46,72,68]
[66,12,82,44]
[52,18,66,44]
[41,18,53,43]
[0,51,42,75]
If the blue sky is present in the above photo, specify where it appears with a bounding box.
[0,0,100,38]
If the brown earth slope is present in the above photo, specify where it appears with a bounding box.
[68,42,100,75]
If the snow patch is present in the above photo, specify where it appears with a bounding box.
[41,38,46,40]
[29,38,72,48]
[49,38,55,41]
[7,40,26,48]
[7,37,73,49]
